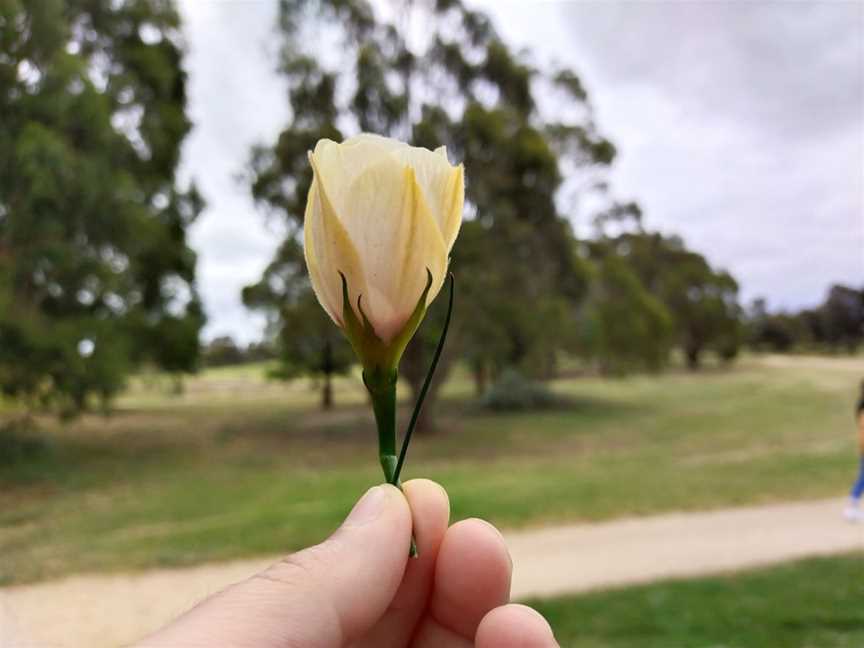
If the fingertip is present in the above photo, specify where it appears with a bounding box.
[476,604,558,648]
[455,517,513,572]
[380,482,411,512]
[402,479,450,527]
[403,477,447,501]
[467,517,511,567]
[430,517,513,637]
[342,483,407,528]
[400,479,450,567]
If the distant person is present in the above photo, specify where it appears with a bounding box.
[844,380,864,522]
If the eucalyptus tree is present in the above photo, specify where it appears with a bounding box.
[0,0,203,416]
[581,253,674,374]
[246,0,615,428]
[590,227,742,370]
[819,284,864,353]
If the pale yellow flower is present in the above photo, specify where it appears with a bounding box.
[304,133,464,346]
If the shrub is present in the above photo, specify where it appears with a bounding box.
[481,369,562,412]
[0,420,50,468]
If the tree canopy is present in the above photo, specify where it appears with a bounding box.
[245,0,617,425]
[587,221,742,370]
[0,0,203,416]
[746,285,864,354]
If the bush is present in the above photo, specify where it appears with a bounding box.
[0,420,50,468]
[481,369,562,411]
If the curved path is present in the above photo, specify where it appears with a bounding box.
[2,498,861,647]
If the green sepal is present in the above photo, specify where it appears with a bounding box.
[339,271,378,344]
[338,269,434,380]
[386,268,434,369]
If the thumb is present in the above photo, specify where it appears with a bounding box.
[137,484,412,648]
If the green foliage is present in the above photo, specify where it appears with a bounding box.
[534,554,864,647]
[820,284,864,352]
[0,419,50,468]
[582,254,674,374]
[0,0,203,415]
[746,285,864,354]
[589,225,742,370]
[202,336,245,367]
[480,368,562,411]
[746,298,808,352]
[201,336,276,369]
[662,250,741,369]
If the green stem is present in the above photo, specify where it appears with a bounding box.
[364,367,417,557]
[367,369,397,482]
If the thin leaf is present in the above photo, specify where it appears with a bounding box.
[393,272,455,484]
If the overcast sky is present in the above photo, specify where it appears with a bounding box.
[177,0,864,343]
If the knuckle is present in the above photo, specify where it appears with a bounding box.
[256,550,320,588]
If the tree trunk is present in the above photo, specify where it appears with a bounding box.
[321,339,334,410]
[685,345,701,370]
[472,361,487,397]
[321,371,333,410]
[412,398,437,435]
[410,365,450,434]
[401,340,455,435]
[171,374,184,396]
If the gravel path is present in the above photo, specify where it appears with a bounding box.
[2,497,861,647]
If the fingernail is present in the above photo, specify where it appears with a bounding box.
[344,485,388,527]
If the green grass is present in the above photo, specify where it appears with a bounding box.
[533,553,864,647]
[1,354,861,585]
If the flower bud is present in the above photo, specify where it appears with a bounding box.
[304,133,463,370]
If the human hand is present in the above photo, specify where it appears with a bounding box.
[136,479,558,647]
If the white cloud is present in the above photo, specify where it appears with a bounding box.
[177,0,287,343]
[475,0,864,309]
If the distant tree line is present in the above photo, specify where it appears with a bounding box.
[745,285,864,354]
[201,336,277,368]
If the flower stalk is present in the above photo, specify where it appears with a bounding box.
[363,366,399,484]
[364,365,416,556]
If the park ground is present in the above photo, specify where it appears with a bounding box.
[1,353,863,645]
[3,496,861,647]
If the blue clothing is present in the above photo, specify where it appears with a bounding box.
[852,456,864,500]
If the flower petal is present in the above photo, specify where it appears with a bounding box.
[407,168,450,307]
[304,157,368,328]
[312,135,409,219]
[337,156,447,341]
[343,133,406,151]
[390,145,463,245]
[441,164,464,252]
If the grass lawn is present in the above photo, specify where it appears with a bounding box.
[533,553,864,647]
[1,354,861,585]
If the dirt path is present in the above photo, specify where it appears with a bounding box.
[2,497,862,647]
